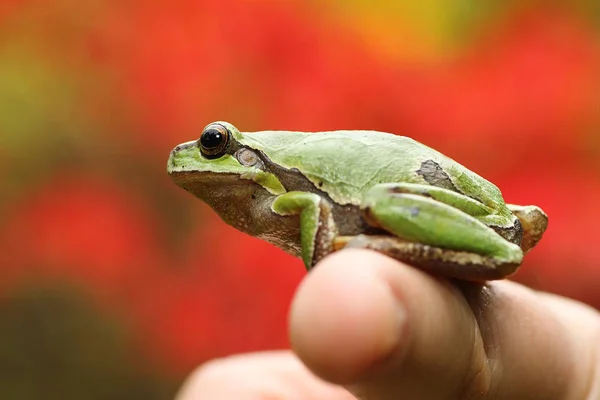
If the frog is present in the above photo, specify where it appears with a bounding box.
[167,121,548,280]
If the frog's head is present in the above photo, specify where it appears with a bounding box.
[167,122,293,240]
[168,121,286,194]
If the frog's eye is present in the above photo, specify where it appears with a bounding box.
[199,123,230,159]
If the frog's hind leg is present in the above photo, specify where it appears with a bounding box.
[337,235,517,280]
[506,204,548,253]
[353,183,524,280]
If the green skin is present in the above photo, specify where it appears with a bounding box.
[167,121,548,280]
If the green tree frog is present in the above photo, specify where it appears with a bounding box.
[167,121,548,280]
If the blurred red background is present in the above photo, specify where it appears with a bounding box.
[1,1,599,398]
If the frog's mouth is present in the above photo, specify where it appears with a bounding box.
[169,170,259,199]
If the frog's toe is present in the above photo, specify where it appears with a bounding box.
[507,205,548,252]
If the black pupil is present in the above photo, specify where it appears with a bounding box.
[200,128,223,149]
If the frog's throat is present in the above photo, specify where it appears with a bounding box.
[170,170,303,256]
[169,170,265,229]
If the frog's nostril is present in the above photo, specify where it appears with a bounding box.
[174,145,182,152]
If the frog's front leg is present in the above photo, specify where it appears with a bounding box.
[272,192,337,269]
[345,183,524,280]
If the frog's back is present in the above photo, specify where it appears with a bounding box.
[239,130,504,207]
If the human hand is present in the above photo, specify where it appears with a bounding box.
[176,249,600,400]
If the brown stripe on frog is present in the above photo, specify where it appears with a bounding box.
[489,218,523,246]
[309,198,337,268]
[416,159,490,208]
[250,148,380,237]
[416,160,459,192]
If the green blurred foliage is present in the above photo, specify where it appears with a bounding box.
[0,284,176,399]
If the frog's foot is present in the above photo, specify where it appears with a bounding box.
[335,235,519,281]
[507,205,548,253]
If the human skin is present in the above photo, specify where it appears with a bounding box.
[176,249,600,400]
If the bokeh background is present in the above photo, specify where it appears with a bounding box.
[1,0,600,398]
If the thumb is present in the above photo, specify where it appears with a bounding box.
[289,249,598,400]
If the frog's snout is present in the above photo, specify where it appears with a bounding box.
[171,141,196,155]
[166,148,178,173]
[167,141,198,174]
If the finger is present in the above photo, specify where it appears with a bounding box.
[532,291,600,399]
[289,249,598,399]
[290,249,479,399]
[175,350,356,400]
[457,279,598,399]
